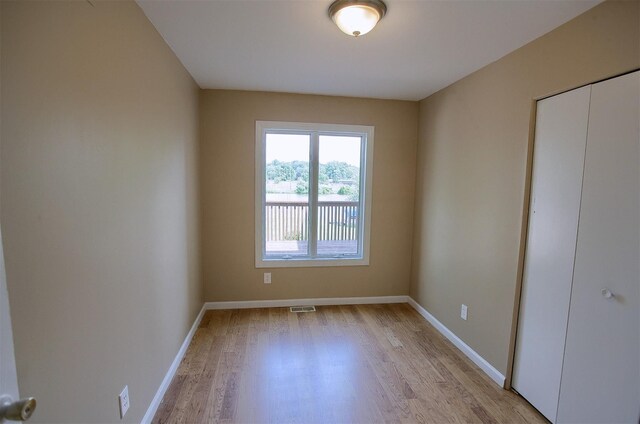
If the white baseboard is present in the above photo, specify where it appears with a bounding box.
[141,304,206,424]
[204,295,409,310]
[407,297,506,387]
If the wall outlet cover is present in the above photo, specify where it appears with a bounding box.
[461,304,468,320]
[119,385,130,419]
[264,272,271,284]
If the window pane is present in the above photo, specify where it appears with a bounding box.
[265,133,310,256]
[317,135,361,256]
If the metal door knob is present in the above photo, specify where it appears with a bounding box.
[601,288,615,299]
[0,396,36,421]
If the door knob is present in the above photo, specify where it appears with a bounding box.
[0,396,36,421]
[601,288,615,299]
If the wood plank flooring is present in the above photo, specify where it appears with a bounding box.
[152,304,545,424]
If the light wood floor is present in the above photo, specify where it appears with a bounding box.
[152,304,546,424]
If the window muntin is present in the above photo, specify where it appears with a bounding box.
[255,121,373,267]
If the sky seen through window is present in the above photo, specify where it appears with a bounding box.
[266,134,361,167]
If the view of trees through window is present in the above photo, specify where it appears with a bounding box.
[266,159,360,201]
[263,132,362,258]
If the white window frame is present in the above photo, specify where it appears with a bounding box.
[255,121,373,268]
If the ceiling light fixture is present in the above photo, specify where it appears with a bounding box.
[328,0,387,37]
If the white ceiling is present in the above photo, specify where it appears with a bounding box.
[137,0,601,101]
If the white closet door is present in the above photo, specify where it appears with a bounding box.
[557,71,640,424]
[512,85,591,422]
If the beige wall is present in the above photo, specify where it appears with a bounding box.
[410,0,640,377]
[1,1,201,423]
[200,90,418,301]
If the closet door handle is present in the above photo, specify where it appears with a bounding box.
[601,288,615,299]
[0,396,36,421]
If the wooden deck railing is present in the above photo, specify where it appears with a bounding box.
[265,201,359,241]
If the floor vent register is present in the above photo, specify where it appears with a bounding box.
[289,306,316,313]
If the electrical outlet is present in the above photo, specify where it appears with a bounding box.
[461,304,468,321]
[264,272,271,284]
[118,385,130,419]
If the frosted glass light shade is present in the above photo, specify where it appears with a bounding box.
[329,0,387,37]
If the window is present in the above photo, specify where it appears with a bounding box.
[255,121,373,267]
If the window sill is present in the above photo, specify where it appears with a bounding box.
[255,257,369,268]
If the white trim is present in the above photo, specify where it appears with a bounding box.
[205,295,409,310]
[254,120,374,269]
[257,257,369,268]
[255,121,265,270]
[141,305,207,424]
[407,297,506,387]
[360,125,374,267]
[309,130,319,257]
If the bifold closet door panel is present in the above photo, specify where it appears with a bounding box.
[512,85,591,422]
[557,71,640,424]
